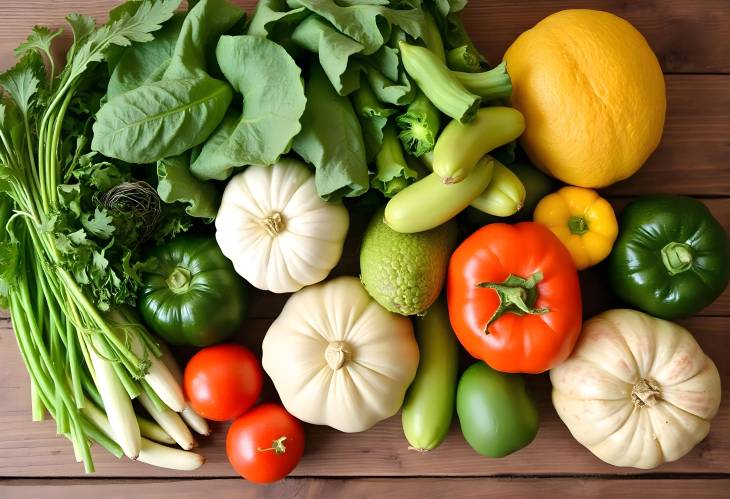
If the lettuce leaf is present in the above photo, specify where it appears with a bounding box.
[293,62,369,201]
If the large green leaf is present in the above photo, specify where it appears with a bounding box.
[292,62,369,201]
[163,0,245,79]
[190,35,306,181]
[291,16,364,95]
[247,0,308,38]
[92,75,232,163]
[107,12,185,99]
[93,0,243,164]
[286,0,424,54]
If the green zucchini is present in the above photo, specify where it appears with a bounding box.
[401,299,459,451]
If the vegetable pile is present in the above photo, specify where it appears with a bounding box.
[0,0,726,483]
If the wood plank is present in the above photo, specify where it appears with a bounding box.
[1,1,729,73]
[1,315,728,478]
[2,478,730,499]
[462,0,730,74]
[606,75,730,196]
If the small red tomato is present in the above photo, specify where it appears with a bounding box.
[226,404,305,484]
[184,344,263,421]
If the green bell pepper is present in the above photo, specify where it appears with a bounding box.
[139,235,248,347]
[609,195,729,319]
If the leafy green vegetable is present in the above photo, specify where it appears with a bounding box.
[351,80,396,162]
[107,13,185,99]
[366,66,415,106]
[292,62,369,201]
[92,0,243,164]
[82,207,116,239]
[369,42,401,81]
[157,154,218,218]
[163,0,244,79]
[286,0,425,55]
[65,0,181,82]
[0,0,195,472]
[397,91,441,157]
[0,54,43,119]
[291,15,364,95]
[421,9,445,62]
[444,12,487,66]
[0,194,16,309]
[372,122,418,197]
[248,0,308,39]
[190,35,306,181]
[433,0,467,17]
[14,26,64,80]
[92,75,233,164]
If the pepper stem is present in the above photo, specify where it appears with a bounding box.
[568,216,589,235]
[166,267,191,294]
[477,272,550,333]
[257,436,287,455]
[661,242,693,275]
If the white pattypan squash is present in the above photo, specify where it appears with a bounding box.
[262,276,419,433]
[215,159,349,293]
[551,309,721,469]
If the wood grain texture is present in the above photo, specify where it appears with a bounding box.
[2,478,729,499]
[1,315,728,478]
[0,0,729,490]
[605,75,730,196]
[1,0,729,73]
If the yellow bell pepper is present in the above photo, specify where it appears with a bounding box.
[533,186,618,270]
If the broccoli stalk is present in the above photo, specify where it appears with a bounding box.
[453,61,513,101]
[444,13,488,67]
[372,123,419,198]
[446,45,481,73]
[352,80,397,162]
[397,91,441,157]
[399,41,480,123]
[421,10,446,62]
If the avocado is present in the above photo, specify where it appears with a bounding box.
[360,209,458,316]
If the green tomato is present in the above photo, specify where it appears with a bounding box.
[456,362,539,458]
[139,235,248,347]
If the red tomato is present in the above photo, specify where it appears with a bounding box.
[447,222,582,374]
[184,344,263,421]
[226,403,305,484]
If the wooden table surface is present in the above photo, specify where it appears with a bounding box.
[1,1,729,497]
